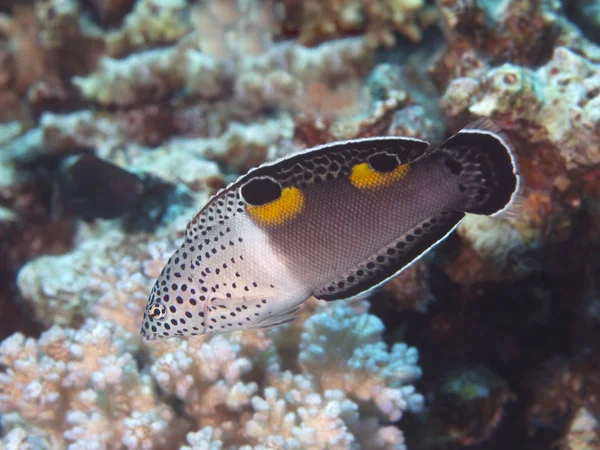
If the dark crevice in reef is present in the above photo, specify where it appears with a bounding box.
[369,204,600,449]
[0,190,75,341]
[563,0,600,46]
[0,0,33,14]
[0,151,86,340]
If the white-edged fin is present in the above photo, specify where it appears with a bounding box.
[314,210,466,301]
[250,305,302,329]
[492,180,526,221]
[438,117,520,216]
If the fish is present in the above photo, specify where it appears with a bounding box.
[52,154,144,223]
[140,118,520,340]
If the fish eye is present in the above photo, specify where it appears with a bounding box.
[150,304,167,320]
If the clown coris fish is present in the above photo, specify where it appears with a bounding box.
[141,118,519,339]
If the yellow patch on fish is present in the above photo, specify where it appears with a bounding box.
[350,162,410,190]
[246,186,304,226]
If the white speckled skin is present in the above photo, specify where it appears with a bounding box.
[142,207,311,339]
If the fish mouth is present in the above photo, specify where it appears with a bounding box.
[139,328,158,341]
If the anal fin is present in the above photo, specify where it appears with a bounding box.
[315,210,465,301]
[250,305,302,329]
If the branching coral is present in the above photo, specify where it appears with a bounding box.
[176,371,411,450]
[245,376,359,449]
[8,200,423,449]
[0,319,182,449]
[105,0,192,56]
[0,309,422,449]
[8,228,423,449]
[144,301,422,448]
[298,302,424,422]
[149,333,263,422]
[15,219,193,332]
[73,36,373,112]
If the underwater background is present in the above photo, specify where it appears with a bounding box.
[1,0,600,448]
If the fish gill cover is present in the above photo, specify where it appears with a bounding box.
[0,1,599,450]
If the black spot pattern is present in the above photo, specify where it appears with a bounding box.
[141,183,279,339]
[240,177,282,206]
[444,157,462,175]
[436,125,518,215]
[367,152,400,173]
[183,137,429,208]
[141,135,432,339]
[314,210,465,301]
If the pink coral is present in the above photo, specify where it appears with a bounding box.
[0,319,181,449]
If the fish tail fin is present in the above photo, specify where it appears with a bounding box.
[436,118,520,216]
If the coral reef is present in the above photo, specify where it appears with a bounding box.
[72,36,373,115]
[440,46,600,171]
[3,262,424,448]
[563,407,600,450]
[2,0,600,448]
[279,0,431,48]
[427,365,515,447]
[5,135,424,448]
[0,319,183,449]
[527,354,600,434]
[431,0,600,290]
[434,0,562,69]
[104,0,192,56]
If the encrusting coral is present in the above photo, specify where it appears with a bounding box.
[104,0,192,57]
[563,407,600,450]
[72,36,373,113]
[279,0,430,48]
[435,0,600,171]
[441,46,600,171]
[428,0,600,287]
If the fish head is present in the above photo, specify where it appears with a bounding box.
[140,247,210,339]
[140,229,307,339]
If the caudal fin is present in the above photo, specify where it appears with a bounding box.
[436,118,520,216]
